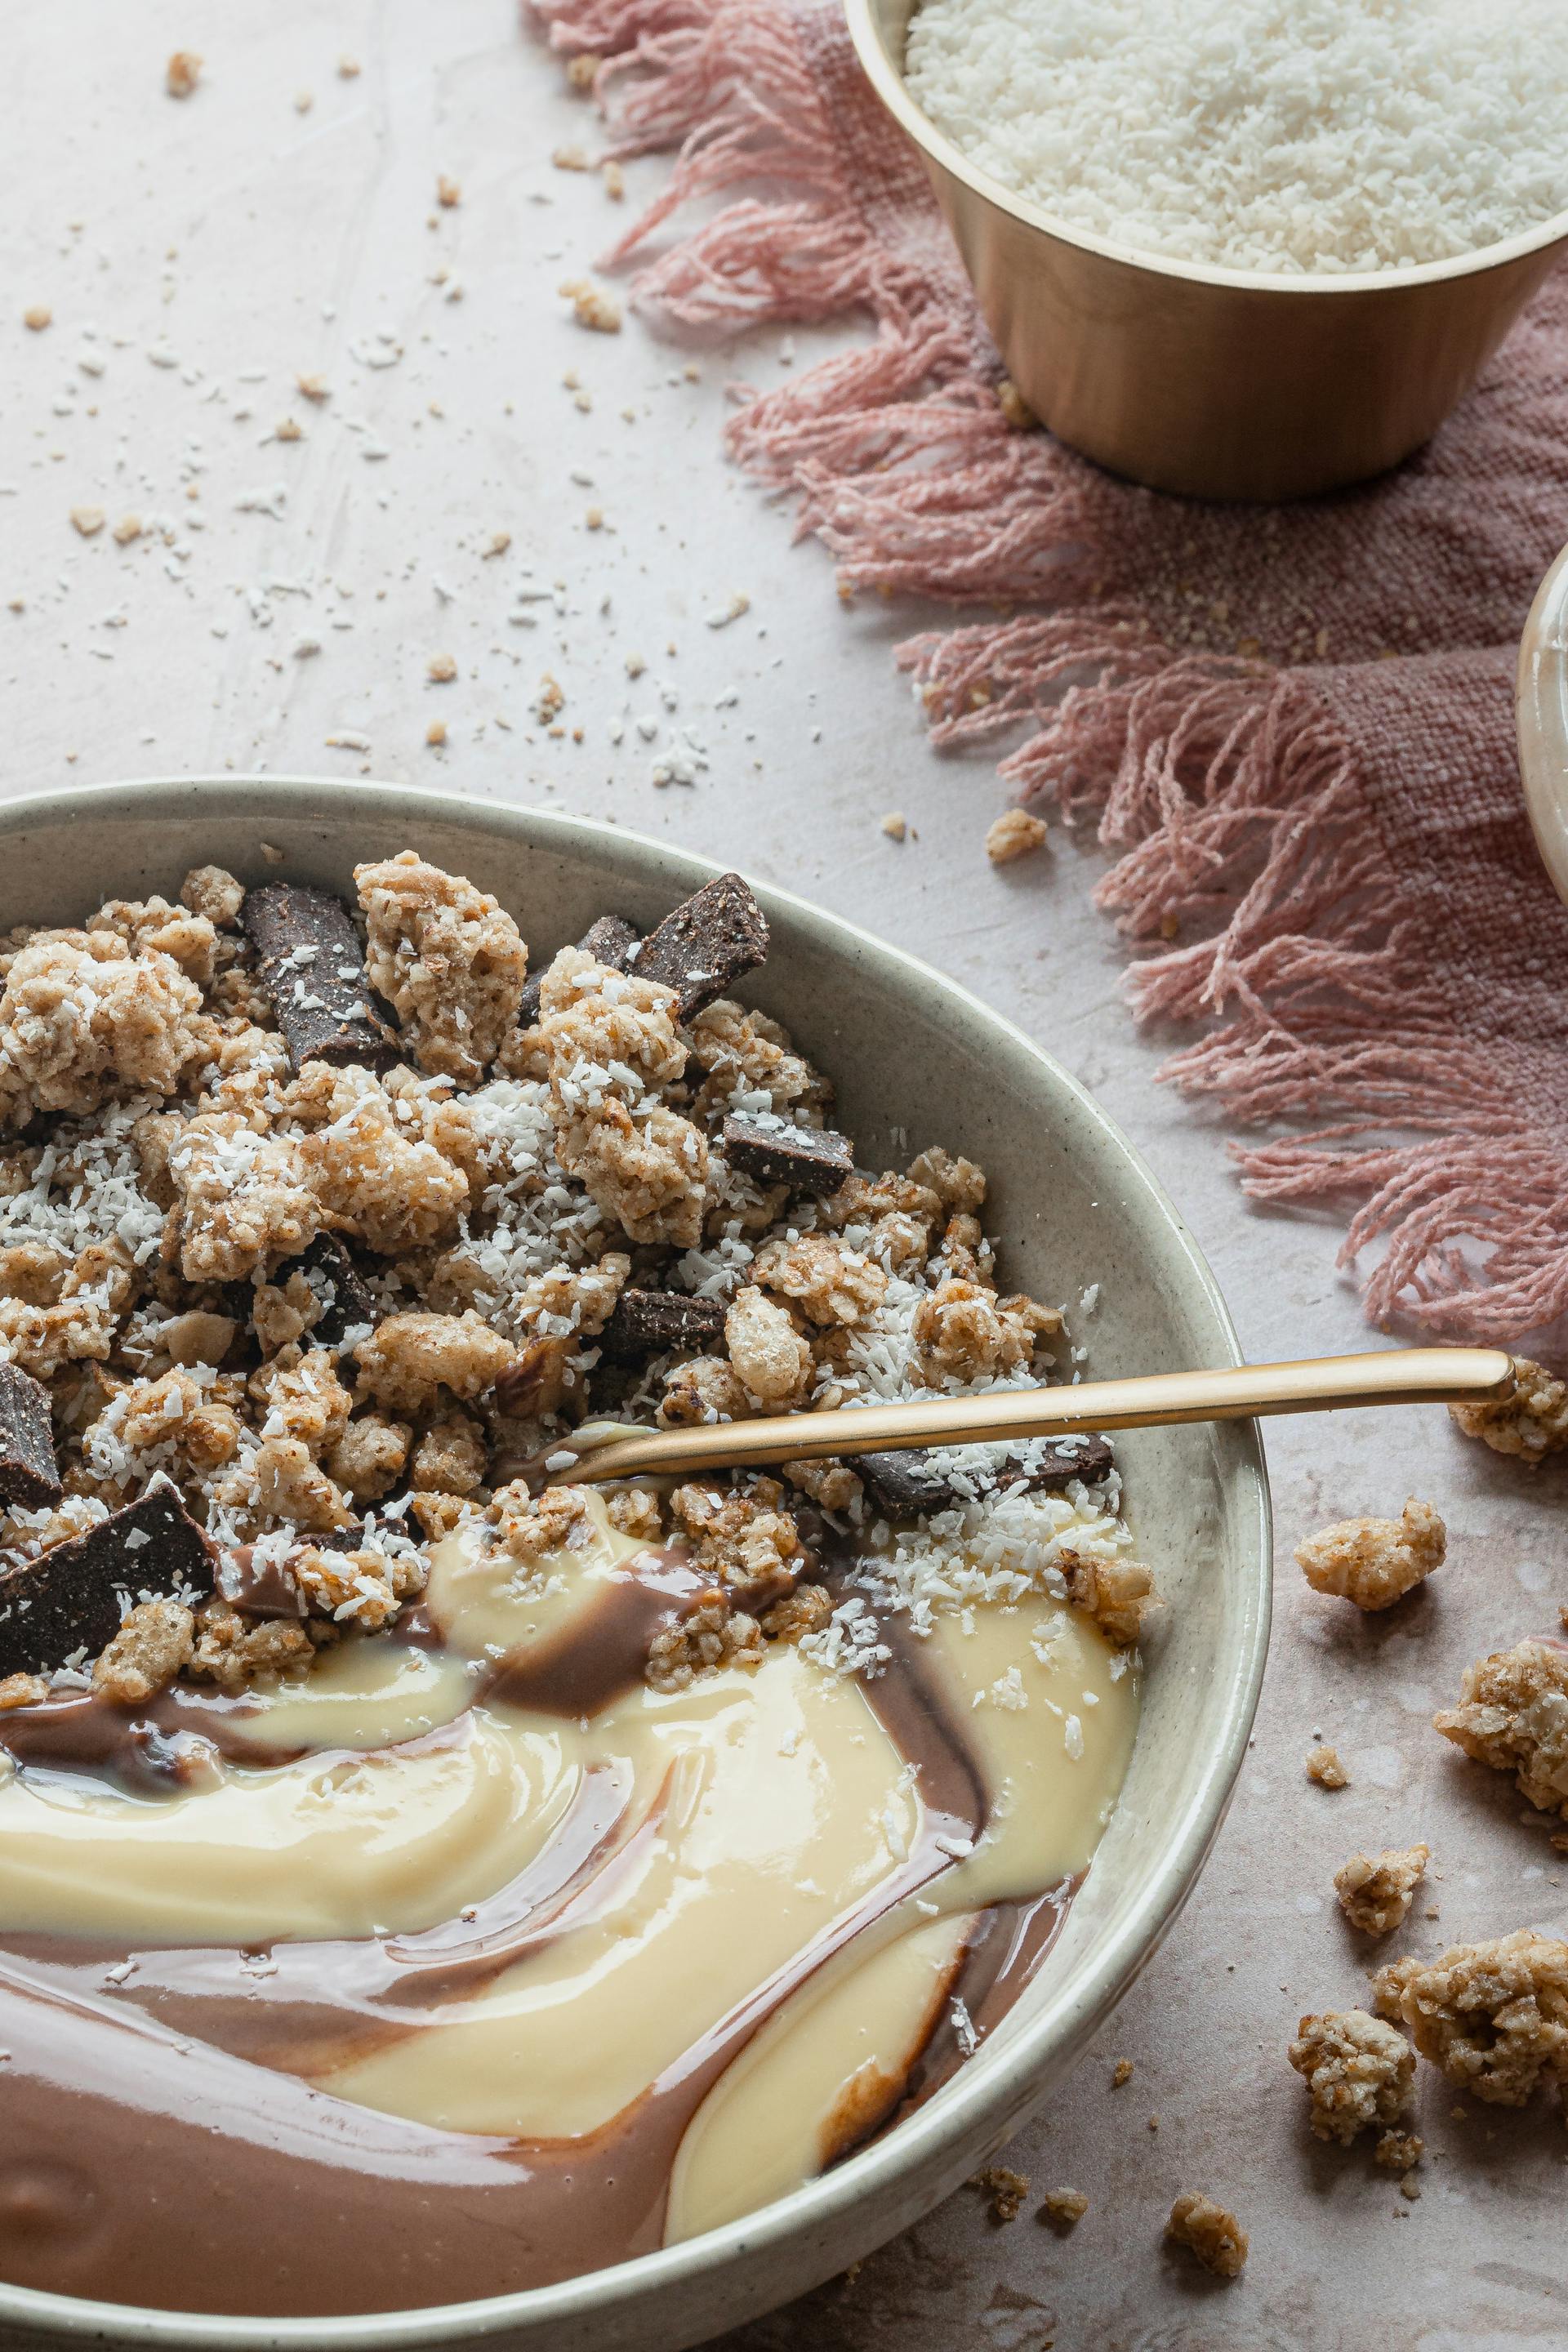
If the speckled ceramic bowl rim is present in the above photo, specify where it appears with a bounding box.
[0,777,1272,2352]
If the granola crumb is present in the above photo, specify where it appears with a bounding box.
[559,277,621,333]
[1334,1844,1430,1936]
[483,531,511,559]
[70,506,105,538]
[1060,1550,1157,1648]
[996,376,1037,429]
[91,1598,195,1705]
[1112,2057,1134,2087]
[23,305,52,332]
[881,812,907,840]
[0,1673,48,1712]
[1296,1497,1445,1610]
[274,417,303,443]
[970,2166,1029,2224]
[295,90,314,113]
[603,159,626,199]
[566,51,601,87]
[1374,2129,1423,2174]
[338,55,361,77]
[425,720,448,747]
[536,673,565,723]
[112,514,143,544]
[552,143,591,171]
[1433,1637,1568,1819]
[1374,1930,1568,2107]
[1307,1743,1349,1788]
[1165,2193,1247,2278]
[167,50,202,99]
[986,808,1049,865]
[1038,2186,1087,2229]
[1289,2008,1414,2144]
[437,174,461,207]
[427,652,457,684]
[297,372,330,403]
[1450,1356,1568,1462]
[646,1598,763,1694]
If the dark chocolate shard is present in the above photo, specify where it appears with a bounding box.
[241,880,398,1072]
[850,1436,1115,1521]
[630,872,768,1020]
[0,1484,216,1680]
[270,1233,379,1349]
[722,1114,853,1198]
[598,1288,728,1364]
[0,1363,61,1510]
[515,912,641,1032]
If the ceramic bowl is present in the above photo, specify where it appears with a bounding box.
[1517,538,1568,908]
[0,777,1271,2352]
[844,0,1568,501]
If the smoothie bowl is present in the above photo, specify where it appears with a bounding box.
[0,779,1269,2352]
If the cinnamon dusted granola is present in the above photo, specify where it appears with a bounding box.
[1433,1638,1568,1819]
[1374,1931,1568,2107]
[1295,1497,1445,1610]
[1289,2008,1414,2143]
[1450,1356,1568,1463]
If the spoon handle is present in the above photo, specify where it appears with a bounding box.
[564,1345,1516,1485]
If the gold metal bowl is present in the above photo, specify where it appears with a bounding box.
[1517,540,1568,907]
[844,0,1568,501]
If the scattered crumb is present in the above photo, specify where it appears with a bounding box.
[297,373,330,403]
[1165,2193,1247,2278]
[1374,1930,1568,2107]
[970,2166,1029,2224]
[69,506,105,538]
[1450,1356,1568,1462]
[1334,1844,1430,1936]
[604,160,626,199]
[1296,1497,1445,1610]
[586,506,604,531]
[111,514,142,546]
[559,277,621,333]
[437,174,461,207]
[23,305,51,332]
[427,653,457,684]
[294,90,314,114]
[536,673,565,724]
[624,651,646,679]
[274,417,303,443]
[483,531,511,559]
[881,812,908,841]
[567,52,601,88]
[1112,2057,1134,2087]
[1289,2009,1414,2144]
[997,376,1037,429]
[987,808,1049,865]
[1307,1743,1349,1788]
[425,721,448,748]
[706,591,751,629]
[1374,2130,1423,2175]
[338,55,361,78]
[167,50,202,99]
[1039,2186,1088,2230]
[552,144,591,172]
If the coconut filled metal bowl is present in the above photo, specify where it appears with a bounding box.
[844,0,1568,501]
[0,777,1269,2352]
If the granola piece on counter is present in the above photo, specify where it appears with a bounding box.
[752,1232,888,1326]
[1288,2008,1414,2144]
[1165,2193,1247,2278]
[0,934,206,1128]
[1295,1497,1445,1610]
[911,1276,1059,1387]
[971,2167,1029,2224]
[1433,1638,1568,1818]
[285,1063,469,1256]
[180,865,247,929]
[1307,1743,1349,1788]
[668,1477,805,1600]
[1334,1844,1430,1936]
[1374,1931,1568,2107]
[325,1414,411,1505]
[189,1600,314,1690]
[167,1112,321,1282]
[646,1597,764,1694]
[354,852,528,1085]
[1450,1356,1568,1463]
[1060,1552,1157,1648]
[1038,2186,1088,2230]
[411,1409,488,1496]
[724,1285,812,1408]
[91,1598,195,1704]
[657,1354,751,1428]
[354,1311,515,1418]
[1374,2130,1423,2175]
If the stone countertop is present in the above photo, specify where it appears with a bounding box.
[2,6,1565,2347]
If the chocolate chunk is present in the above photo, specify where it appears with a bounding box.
[241,880,397,1071]
[271,1234,379,1349]
[850,1436,1115,1521]
[515,913,641,1032]
[722,1114,853,1198]
[629,872,768,1019]
[598,1288,728,1364]
[0,1363,60,1510]
[0,1485,216,1680]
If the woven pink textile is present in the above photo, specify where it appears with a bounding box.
[531,0,1568,1352]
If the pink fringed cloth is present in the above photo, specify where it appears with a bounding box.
[530,0,1568,1352]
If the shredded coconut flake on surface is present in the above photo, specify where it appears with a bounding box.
[904,0,1568,276]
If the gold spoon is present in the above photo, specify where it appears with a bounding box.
[555,1345,1515,1485]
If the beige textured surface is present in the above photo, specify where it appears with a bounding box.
[1,3,1564,2345]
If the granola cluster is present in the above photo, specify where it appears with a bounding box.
[1294,1497,1445,1610]
[1374,1931,1568,2108]
[0,851,1132,1713]
[1433,1637,1568,1820]
[1333,1843,1429,1936]
[1288,2007,1414,2143]
[1450,1356,1568,1463]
